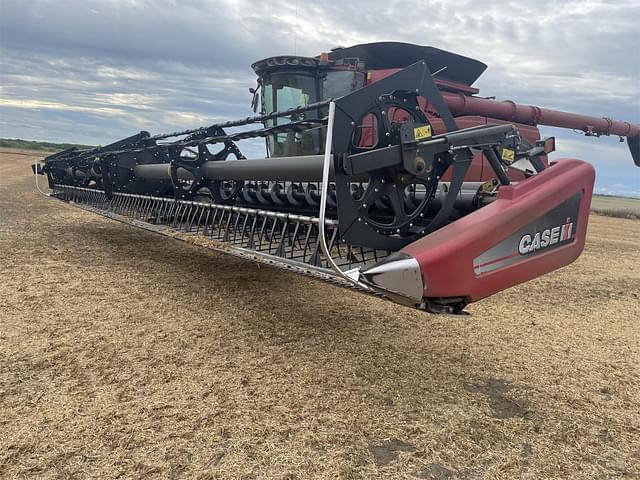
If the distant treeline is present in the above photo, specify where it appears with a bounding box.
[0,138,94,152]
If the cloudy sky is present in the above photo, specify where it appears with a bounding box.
[1,0,639,195]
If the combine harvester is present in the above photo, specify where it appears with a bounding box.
[34,43,640,313]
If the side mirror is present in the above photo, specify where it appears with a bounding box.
[249,87,260,113]
[628,135,640,167]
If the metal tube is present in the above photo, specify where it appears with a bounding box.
[318,102,368,287]
[151,98,332,141]
[133,164,192,180]
[484,147,511,185]
[203,156,329,181]
[133,155,352,182]
[441,91,640,138]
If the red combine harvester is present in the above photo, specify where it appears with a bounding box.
[35,42,640,313]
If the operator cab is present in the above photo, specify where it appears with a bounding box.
[251,55,365,157]
[251,42,488,158]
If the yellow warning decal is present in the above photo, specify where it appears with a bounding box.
[501,148,515,162]
[481,179,499,193]
[414,125,432,141]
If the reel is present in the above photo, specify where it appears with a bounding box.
[169,127,246,202]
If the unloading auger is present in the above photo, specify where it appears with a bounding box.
[34,42,639,313]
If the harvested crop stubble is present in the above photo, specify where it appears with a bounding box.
[1,150,639,479]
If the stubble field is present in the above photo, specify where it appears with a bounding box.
[1,150,639,479]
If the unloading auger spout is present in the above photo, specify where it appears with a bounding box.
[437,91,640,165]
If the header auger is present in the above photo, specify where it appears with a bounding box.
[35,42,639,313]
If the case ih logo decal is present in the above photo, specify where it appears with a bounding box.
[473,193,581,275]
[518,219,574,255]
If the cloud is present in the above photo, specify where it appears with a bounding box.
[0,0,638,195]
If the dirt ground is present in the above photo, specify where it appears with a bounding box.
[1,149,639,479]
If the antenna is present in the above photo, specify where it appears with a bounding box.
[293,0,299,55]
[431,66,447,77]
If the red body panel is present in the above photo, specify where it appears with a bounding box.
[366,69,544,182]
[401,159,595,302]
